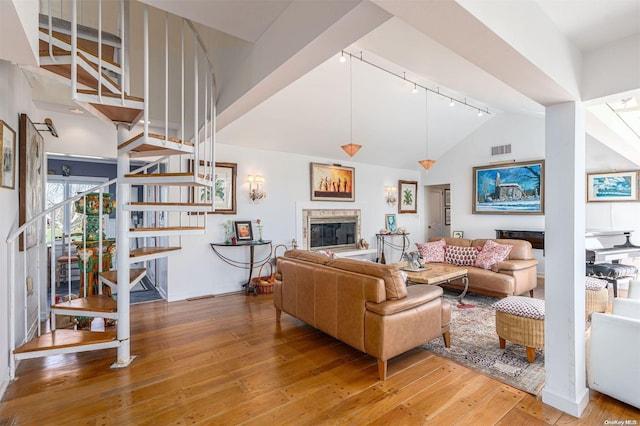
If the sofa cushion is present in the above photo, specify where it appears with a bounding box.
[445,245,478,266]
[475,240,513,270]
[327,258,407,300]
[284,249,332,265]
[416,239,446,262]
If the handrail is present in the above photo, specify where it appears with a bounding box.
[6,156,169,244]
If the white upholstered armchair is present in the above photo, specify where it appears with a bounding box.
[587,297,640,409]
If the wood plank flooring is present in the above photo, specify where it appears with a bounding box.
[1,293,638,425]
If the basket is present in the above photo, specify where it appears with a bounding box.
[252,261,275,294]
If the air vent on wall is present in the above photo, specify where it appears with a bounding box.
[491,144,511,156]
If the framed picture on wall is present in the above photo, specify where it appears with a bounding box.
[0,119,16,189]
[472,160,544,215]
[444,188,450,207]
[398,180,417,214]
[444,207,451,225]
[19,114,45,251]
[189,161,237,214]
[587,171,639,202]
[310,162,355,201]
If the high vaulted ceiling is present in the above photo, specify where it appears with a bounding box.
[26,0,640,169]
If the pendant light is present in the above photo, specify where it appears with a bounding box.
[419,90,435,170]
[341,53,361,158]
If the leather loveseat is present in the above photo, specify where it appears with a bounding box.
[274,249,451,380]
[427,237,538,298]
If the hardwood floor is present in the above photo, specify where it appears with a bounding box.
[1,293,638,425]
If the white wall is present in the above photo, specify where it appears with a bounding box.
[166,143,422,301]
[425,112,546,273]
[0,59,40,396]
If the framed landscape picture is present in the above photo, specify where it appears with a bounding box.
[587,171,638,202]
[398,180,417,214]
[310,162,355,201]
[0,119,16,189]
[473,160,544,215]
[189,161,237,214]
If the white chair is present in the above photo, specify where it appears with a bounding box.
[587,298,640,409]
[627,279,640,299]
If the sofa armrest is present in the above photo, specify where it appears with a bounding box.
[491,259,538,273]
[366,285,443,316]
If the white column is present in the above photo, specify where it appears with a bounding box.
[541,102,589,416]
[114,123,133,367]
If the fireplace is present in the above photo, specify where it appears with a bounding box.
[302,209,361,251]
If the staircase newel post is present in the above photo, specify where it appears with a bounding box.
[114,123,134,368]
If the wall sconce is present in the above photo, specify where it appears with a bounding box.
[385,186,397,206]
[248,175,266,202]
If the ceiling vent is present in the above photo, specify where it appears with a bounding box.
[491,144,511,156]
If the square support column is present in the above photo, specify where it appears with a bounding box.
[542,102,589,416]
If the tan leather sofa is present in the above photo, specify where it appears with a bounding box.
[428,238,538,298]
[274,249,451,380]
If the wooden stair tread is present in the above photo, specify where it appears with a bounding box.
[130,202,211,207]
[52,294,116,313]
[14,330,117,354]
[40,61,119,95]
[77,89,143,102]
[129,226,205,232]
[119,133,194,150]
[124,172,209,180]
[99,268,146,286]
[77,100,143,125]
[129,247,181,258]
[38,28,120,67]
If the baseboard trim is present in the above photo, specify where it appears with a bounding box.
[542,386,590,417]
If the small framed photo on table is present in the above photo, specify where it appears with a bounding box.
[385,214,397,232]
[234,221,253,241]
[452,231,464,239]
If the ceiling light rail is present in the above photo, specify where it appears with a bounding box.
[340,50,491,116]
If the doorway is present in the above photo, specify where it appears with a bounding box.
[425,184,450,239]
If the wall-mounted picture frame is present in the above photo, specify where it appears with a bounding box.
[444,207,451,225]
[385,214,397,232]
[444,188,450,207]
[452,231,464,239]
[189,161,237,214]
[587,170,639,202]
[398,180,417,214]
[19,114,45,251]
[473,159,544,215]
[0,119,16,189]
[234,221,253,241]
[310,162,355,201]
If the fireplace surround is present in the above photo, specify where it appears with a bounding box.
[302,209,361,251]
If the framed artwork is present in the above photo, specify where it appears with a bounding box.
[234,221,253,241]
[310,162,355,201]
[444,207,451,225]
[587,171,638,202]
[385,214,397,232]
[444,188,450,207]
[398,180,417,214]
[19,114,45,251]
[189,161,237,214]
[452,231,464,239]
[473,160,544,215]
[0,119,16,189]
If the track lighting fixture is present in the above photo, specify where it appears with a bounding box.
[338,50,491,117]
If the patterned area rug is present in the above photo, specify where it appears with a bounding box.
[422,290,545,395]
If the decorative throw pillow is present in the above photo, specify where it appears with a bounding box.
[474,240,513,270]
[416,239,446,263]
[444,245,478,266]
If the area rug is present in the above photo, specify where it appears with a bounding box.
[422,290,545,395]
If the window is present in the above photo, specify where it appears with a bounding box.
[46,175,108,242]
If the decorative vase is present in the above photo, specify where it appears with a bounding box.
[257,225,264,242]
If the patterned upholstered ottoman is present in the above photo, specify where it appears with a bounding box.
[585,276,609,316]
[493,296,545,363]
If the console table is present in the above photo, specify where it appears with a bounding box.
[210,240,272,295]
[376,233,410,264]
